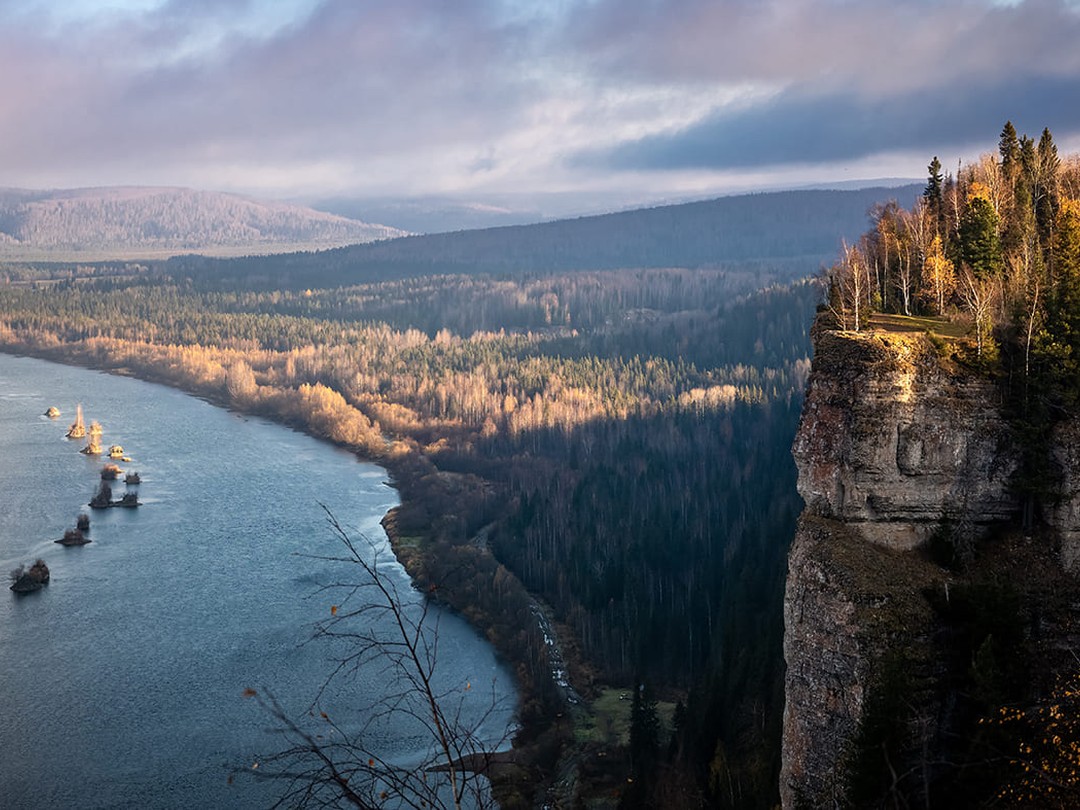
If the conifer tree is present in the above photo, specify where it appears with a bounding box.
[1056,198,1080,282]
[925,157,945,235]
[999,121,1028,255]
[960,187,1003,280]
[1036,128,1061,260]
[1048,198,1080,380]
[630,682,661,779]
[925,156,944,203]
[999,120,1021,183]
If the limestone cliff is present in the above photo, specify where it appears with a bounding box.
[781,324,1080,808]
[792,328,1016,550]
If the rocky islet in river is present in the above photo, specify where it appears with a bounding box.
[19,404,146,599]
[56,528,91,546]
[9,559,50,593]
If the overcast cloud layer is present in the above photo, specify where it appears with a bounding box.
[2,0,1079,206]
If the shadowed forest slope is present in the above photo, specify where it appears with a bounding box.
[165,185,920,288]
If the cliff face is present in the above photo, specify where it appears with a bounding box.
[782,514,938,808]
[781,325,1080,809]
[1049,419,1080,569]
[791,329,1016,551]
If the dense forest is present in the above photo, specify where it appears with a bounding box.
[0,186,882,806]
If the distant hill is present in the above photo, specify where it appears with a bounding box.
[170,185,922,288]
[314,181,923,234]
[0,186,406,259]
[312,195,546,234]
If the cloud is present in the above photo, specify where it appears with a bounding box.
[567,0,1080,96]
[561,0,1080,177]
[0,0,1078,200]
[582,74,1080,171]
[0,0,551,192]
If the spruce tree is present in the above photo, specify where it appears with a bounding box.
[999,120,1021,183]
[1051,199,1080,379]
[925,156,944,208]
[925,156,946,237]
[960,192,1003,279]
[1036,128,1061,257]
[630,682,660,778]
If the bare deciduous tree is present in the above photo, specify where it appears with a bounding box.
[827,241,871,332]
[958,266,1001,358]
[242,508,513,810]
[225,359,258,403]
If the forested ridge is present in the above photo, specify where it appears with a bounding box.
[163,185,918,289]
[0,186,404,257]
[0,188,861,805]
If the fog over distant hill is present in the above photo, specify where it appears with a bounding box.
[0,186,405,259]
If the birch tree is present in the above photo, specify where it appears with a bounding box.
[827,241,871,331]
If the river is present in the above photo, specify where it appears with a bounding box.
[0,353,515,809]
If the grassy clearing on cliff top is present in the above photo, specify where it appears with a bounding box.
[869,313,972,339]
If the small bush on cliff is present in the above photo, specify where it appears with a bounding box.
[925,329,950,359]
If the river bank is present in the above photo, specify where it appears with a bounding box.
[0,352,520,808]
[0,341,567,807]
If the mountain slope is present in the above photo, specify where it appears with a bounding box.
[0,186,406,258]
[170,185,922,288]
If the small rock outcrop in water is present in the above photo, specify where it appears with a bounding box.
[66,404,86,438]
[101,463,123,481]
[81,421,104,455]
[89,481,113,509]
[10,559,50,593]
[89,481,140,509]
[124,472,141,485]
[45,406,60,418]
[56,528,90,546]
[76,513,90,531]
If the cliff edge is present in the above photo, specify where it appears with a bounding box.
[781,323,1080,808]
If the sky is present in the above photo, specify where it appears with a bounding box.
[2,0,1080,214]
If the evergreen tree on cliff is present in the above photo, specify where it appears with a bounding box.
[1000,121,1021,183]
[1038,198,1080,396]
[1035,127,1061,255]
[960,186,1003,280]
[925,156,945,234]
[999,121,1028,255]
